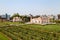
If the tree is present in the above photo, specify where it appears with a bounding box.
[11,13,22,18]
[11,13,30,22]
[22,15,30,22]
[11,13,21,18]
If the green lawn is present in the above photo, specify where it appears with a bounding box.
[0,32,9,40]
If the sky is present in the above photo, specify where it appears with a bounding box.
[0,0,60,16]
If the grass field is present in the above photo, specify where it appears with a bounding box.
[0,22,60,40]
[0,32,9,40]
[26,24,60,32]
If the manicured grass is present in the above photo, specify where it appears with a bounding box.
[0,32,9,40]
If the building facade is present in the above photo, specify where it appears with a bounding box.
[13,17,22,22]
[0,16,7,22]
[30,16,50,24]
[58,14,60,20]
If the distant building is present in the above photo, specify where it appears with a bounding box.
[30,15,50,24]
[1,14,10,20]
[0,14,10,22]
[0,16,7,22]
[11,16,22,22]
[58,14,60,20]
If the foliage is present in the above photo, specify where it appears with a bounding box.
[22,16,30,22]
[0,32,9,40]
[54,20,60,23]
[11,13,30,22]
[11,13,21,18]
[0,23,60,40]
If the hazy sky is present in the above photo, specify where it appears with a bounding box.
[0,0,60,15]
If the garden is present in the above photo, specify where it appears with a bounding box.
[0,22,60,40]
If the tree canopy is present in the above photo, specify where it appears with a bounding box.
[12,13,20,17]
